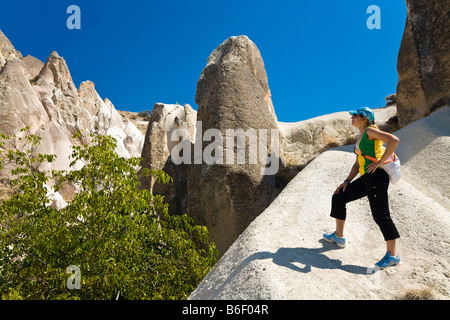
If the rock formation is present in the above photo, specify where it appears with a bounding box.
[0,29,44,82]
[0,59,48,136]
[139,103,196,215]
[189,106,450,300]
[137,36,399,257]
[385,94,396,107]
[0,29,144,206]
[186,36,285,255]
[396,0,450,126]
[2,8,448,298]
[0,30,23,69]
[34,51,94,145]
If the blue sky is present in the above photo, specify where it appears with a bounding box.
[0,0,407,122]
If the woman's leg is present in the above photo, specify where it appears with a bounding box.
[335,219,345,238]
[363,170,400,252]
[386,239,397,256]
[330,177,366,237]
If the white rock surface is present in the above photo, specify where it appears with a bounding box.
[139,103,197,192]
[44,183,68,210]
[189,107,450,300]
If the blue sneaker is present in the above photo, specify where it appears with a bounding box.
[375,251,401,269]
[323,231,346,248]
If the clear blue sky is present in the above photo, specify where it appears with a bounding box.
[0,0,407,122]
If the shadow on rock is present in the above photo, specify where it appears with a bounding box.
[255,239,367,275]
[209,240,371,298]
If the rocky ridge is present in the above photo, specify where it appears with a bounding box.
[0,29,144,206]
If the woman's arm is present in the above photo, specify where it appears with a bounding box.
[366,127,400,173]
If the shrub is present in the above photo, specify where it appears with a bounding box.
[137,110,151,121]
[0,128,217,300]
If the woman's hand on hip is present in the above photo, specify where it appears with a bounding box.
[367,161,382,174]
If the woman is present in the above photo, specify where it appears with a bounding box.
[323,107,401,269]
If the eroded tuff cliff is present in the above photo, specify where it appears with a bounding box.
[396,0,450,126]
[0,29,144,205]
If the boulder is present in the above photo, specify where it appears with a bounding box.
[187,36,284,256]
[396,0,450,126]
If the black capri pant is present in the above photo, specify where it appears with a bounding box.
[330,169,400,241]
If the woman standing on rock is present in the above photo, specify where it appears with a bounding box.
[323,107,401,269]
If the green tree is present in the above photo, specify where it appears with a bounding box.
[0,129,217,300]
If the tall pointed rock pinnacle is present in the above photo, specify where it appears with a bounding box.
[187,35,285,256]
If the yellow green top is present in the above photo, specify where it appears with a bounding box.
[354,125,384,176]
